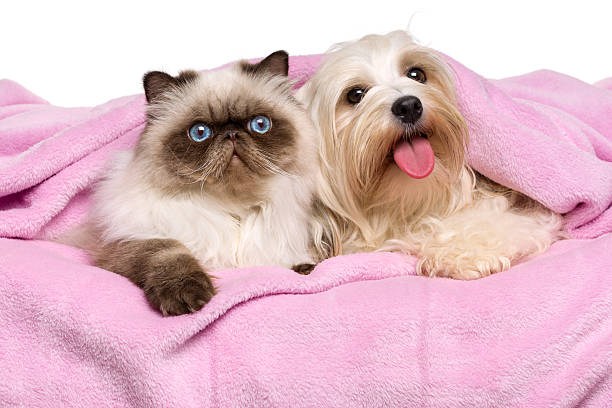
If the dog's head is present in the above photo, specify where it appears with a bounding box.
[299,31,468,245]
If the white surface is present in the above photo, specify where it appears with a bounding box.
[2,0,611,106]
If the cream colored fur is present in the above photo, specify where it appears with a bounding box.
[299,31,563,279]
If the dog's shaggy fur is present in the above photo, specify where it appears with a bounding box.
[301,31,564,279]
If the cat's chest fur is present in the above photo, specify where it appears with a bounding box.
[92,152,314,270]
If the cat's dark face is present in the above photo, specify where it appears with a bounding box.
[138,51,306,196]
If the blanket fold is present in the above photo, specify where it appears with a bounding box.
[1,53,611,407]
[0,236,610,407]
[446,58,612,238]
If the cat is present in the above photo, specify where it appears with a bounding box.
[86,51,320,315]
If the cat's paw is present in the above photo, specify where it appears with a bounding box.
[418,254,511,280]
[143,254,216,316]
[292,263,316,275]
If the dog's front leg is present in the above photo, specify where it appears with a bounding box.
[415,196,562,279]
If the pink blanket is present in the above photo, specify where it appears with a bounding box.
[1,54,611,407]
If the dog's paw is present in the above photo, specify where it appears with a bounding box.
[418,254,511,280]
[143,254,216,316]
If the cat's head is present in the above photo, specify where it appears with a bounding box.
[136,51,316,197]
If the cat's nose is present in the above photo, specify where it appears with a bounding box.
[225,131,239,141]
[391,95,422,124]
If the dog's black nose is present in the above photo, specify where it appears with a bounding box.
[391,95,423,124]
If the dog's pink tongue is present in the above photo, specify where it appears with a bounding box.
[392,136,435,179]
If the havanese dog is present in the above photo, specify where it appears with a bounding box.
[301,31,564,279]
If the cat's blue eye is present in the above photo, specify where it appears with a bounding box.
[188,123,212,142]
[249,115,272,134]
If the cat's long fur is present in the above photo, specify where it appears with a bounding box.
[87,52,320,315]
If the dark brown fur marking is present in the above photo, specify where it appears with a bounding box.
[142,69,199,104]
[291,263,316,275]
[157,104,299,186]
[96,239,216,316]
[240,50,289,77]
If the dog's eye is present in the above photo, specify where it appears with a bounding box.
[347,88,366,104]
[407,67,426,83]
[188,123,212,142]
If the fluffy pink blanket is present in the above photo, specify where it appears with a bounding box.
[1,54,611,407]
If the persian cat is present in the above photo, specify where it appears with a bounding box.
[87,51,319,315]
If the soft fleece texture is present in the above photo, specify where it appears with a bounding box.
[0,54,611,407]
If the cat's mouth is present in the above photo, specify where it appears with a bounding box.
[224,143,248,171]
[219,139,285,178]
[230,146,244,163]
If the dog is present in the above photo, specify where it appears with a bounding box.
[300,31,564,279]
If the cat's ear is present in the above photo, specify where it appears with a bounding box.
[143,71,177,103]
[143,70,198,103]
[242,50,289,77]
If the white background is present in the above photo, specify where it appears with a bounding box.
[2,0,611,106]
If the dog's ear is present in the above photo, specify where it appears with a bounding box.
[242,50,289,77]
[143,70,198,103]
